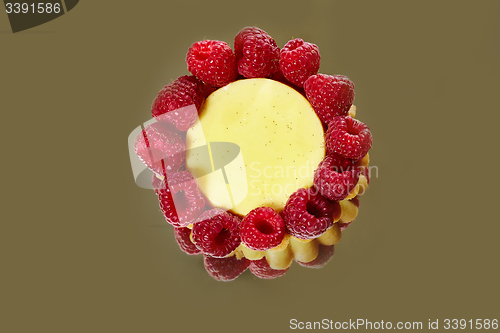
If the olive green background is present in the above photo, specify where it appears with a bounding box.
[1,1,499,332]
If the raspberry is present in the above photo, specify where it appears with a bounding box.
[186,40,237,87]
[202,83,217,98]
[304,74,355,126]
[157,171,206,227]
[204,255,250,281]
[174,227,201,255]
[313,154,360,201]
[151,174,165,194]
[234,26,280,78]
[337,222,351,231]
[151,75,205,131]
[269,69,289,85]
[192,208,241,258]
[134,122,185,177]
[240,207,285,251]
[283,188,341,240]
[350,196,360,208]
[329,152,358,171]
[249,258,288,279]
[325,116,373,161]
[297,245,335,269]
[279,38,320,87]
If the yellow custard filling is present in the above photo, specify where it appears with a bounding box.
[186,78,325,216]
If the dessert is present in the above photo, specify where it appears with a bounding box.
[132,27,373,281]
[185,78,325,215]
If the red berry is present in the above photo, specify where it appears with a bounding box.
[151,75,205,131]
[283,188,341,240]
[134,122,185,177]
[249,258,288,279]
[269,68,289,85]
[204,255,250,281]
[313,154,360,201]
[297,245,335,269]
[325,116,373,161]
[304,74,355,126]
[151,174,165,194]
[234,26,280,78]
[186,40,237,87]
[338,222,351,231]
[157,171,206,227]
[240,207,285,251]
[202,82,218,98]
[279,38,320,87]
[329,152,358,171]
[192,208,241,258]
[174,227,201,255]
[156,180,178,225]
